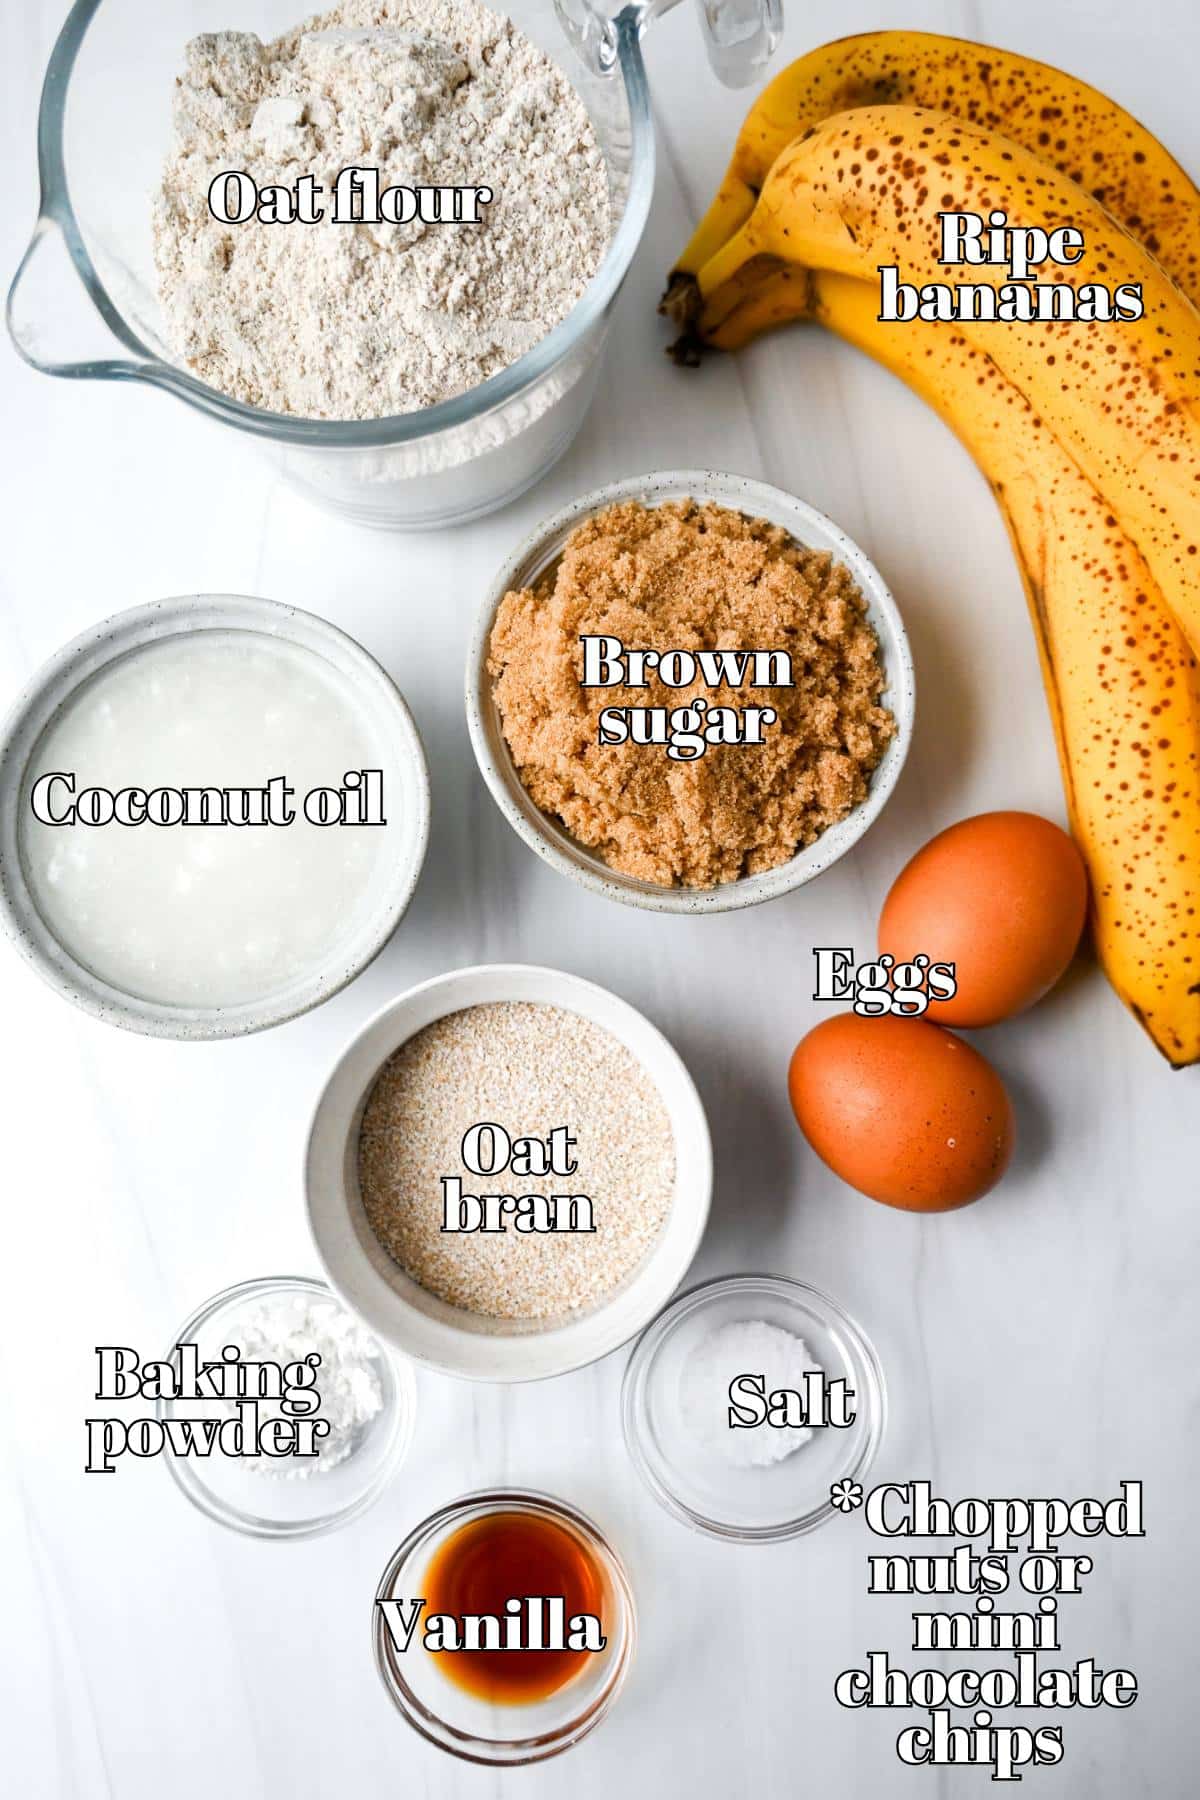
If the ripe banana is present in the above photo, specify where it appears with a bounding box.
[698,264,812,353]
[698,258,1200,1060]
[672,53,1200,1059]
[664,30,1200,328]
[813,272,1200,1066]
[692,105,1200,665]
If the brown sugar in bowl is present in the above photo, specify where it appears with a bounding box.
[465,470,915,914]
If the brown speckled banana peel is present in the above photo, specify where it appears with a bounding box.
[663,30,1200,329]
[676,66,1200,1058]
[698,265,813,352]
[694,106,1200,668]
[703,262,1200,1061]
[705,257,1200,1062]
[692,238,1200,1061]
[809,272,1200,1066]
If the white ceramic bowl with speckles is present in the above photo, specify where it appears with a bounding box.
[304,963,712,1383]
[465,470,915,914]
[0,595,430,1039]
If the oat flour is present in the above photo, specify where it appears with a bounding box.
[153,2,611,419]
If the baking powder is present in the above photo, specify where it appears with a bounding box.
[220,1291,386,1478]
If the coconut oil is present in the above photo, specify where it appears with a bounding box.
[19,630,396,1007]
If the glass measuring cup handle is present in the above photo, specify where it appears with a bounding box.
[6,0,161,389]
[555,0,783,87]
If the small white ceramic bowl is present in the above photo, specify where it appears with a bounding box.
[466,470,914,914]
[0,595,430,1039]
[305,963,712,1382]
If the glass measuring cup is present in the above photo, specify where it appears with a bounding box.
[556,0,780,87]
[8,0,781,529]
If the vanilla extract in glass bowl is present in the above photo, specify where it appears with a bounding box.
[374,1490,636,1764]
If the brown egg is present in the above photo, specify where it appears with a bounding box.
[788,1013,1014,1212]
[878,811,1088,1028]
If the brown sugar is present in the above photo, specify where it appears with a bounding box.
[487,498,897,887]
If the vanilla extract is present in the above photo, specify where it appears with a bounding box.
[391,1509,610,1704]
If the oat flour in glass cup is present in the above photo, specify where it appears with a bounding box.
[8,0,659,526]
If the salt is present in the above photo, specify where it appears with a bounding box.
[681,1319,823,1470]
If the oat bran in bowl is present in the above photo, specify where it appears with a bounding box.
[466,471,915,913]
[305,963,712,1381]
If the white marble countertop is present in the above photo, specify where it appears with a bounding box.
[2,0,1197,1794]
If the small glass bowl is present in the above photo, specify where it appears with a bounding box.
[622,1274,886,1543]
[373,1489,636,1765]
[159,1275,415,1540]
